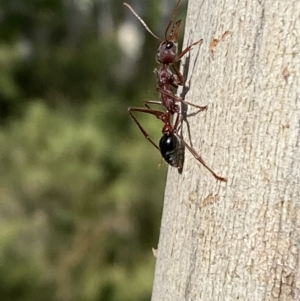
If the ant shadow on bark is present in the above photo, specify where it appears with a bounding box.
[178,44,201,151]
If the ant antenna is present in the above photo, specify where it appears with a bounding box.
[164,0,182,39]
[123,3,162,41]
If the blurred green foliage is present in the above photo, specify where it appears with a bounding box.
[0,0,191,299]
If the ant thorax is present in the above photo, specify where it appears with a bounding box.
[156,65,179,89]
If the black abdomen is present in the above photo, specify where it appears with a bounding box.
[159,134,184,168]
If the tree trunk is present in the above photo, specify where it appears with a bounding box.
[151,0,300,300]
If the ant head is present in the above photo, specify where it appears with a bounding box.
[156,20,181,65]
[156,20,181,64]
[124,2,183,65]
[157,40,178,64]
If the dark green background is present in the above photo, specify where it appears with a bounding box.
[0,0,187,300]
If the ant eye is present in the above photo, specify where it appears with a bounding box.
[166,41,174,49]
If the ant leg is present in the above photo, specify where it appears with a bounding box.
[157,88,207,111]
[167,40,204,87]
[178,136,227,182]
[171,64,185,86]
[172,113,182,131]
[128,107,166,151]
[143,100,162,109]
[180,99,207,112]
[175,39,203,62]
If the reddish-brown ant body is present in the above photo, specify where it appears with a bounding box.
[124,0,226,182]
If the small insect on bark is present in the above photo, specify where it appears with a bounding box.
[124,0,226,182]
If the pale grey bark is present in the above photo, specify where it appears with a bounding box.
[151,0,300,300]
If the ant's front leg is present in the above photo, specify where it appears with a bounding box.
[175,39,203,62]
